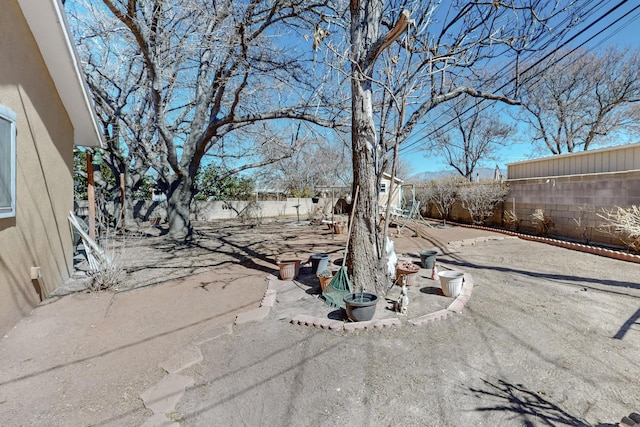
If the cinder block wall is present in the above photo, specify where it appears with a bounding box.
[506,170,640,245]
[418,170,640,248]
[192,198,323,220]
[422,200,502,226]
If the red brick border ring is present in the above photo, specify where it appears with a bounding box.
[237,223,640,331]
[285,265,475,332]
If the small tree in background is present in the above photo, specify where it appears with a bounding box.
[417,177,466,225]
[254,135,352,198]
[428,98,515,180]
[459,182,508,225]
[195,164,254,202]
[518,47,640,155]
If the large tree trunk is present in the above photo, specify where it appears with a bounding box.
[166,176,194,240]
[348,0,388,294]
[122,172,137,226]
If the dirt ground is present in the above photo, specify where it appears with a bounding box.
[0,218,639,426]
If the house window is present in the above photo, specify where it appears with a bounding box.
[0,104,16,218]
[380,182,387,194]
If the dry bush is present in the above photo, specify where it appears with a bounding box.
[89,243,126,291]
[532,209,554,236]
[416,176,466,224]
[81,192,128,291]
[237,201,262,225]
[504,209,521,231]
[597,205,640,252]
[573,204,594,244]
[458,182,508,225]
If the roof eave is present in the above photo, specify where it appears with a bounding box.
[17,0,103,148]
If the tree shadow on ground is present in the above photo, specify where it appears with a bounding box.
[292,270,323,295]
[440,257,640,293]
[613,307,640,340]
[470,378,617,426]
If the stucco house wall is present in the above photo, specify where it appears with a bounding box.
[379,173,403,211]
[0,0,101,335]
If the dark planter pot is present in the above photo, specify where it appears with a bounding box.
[418,250,438,269]
[343,293,378,322]
[310,254,330,274]
[312,197,319,204]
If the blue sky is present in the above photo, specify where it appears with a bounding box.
[400,2,640,178]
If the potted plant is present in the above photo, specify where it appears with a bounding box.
[395,260,420,287]
[317,268,334,291]
[311,194,320,204]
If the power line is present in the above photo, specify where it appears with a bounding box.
[401,0,636,155]
[398,0,639,157]
[397,0,606,153]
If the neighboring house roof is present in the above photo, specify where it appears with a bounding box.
[17,0,102,147]
[382,172,404,183]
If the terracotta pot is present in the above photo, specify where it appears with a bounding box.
[277,260,301,280]
[396,264,420,286]
[318,273,334,291]
[334,224,347,234]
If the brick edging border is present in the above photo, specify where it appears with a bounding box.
[287,266,475,331]
[447,221,640,264]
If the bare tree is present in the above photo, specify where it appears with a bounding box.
[254,130,352,196]
[68,0,344,239]
[341,0,585,293]
[417,176,465,225]
[384,157,413,181]
[518,47,640,154]
[429,98,515,180]
[67,3,155,227]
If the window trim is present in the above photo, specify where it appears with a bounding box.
[380,182,387,194]
[0,104,17,219]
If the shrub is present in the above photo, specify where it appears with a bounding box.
[417,176,465,224]
[532,209,554,237]
[237,201,263,225]
[458,182,508,225]
[597,205,640,252]
[504,209,521,231]
[573,204,594,244]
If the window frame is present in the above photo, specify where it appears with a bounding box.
[0,104,17,219]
